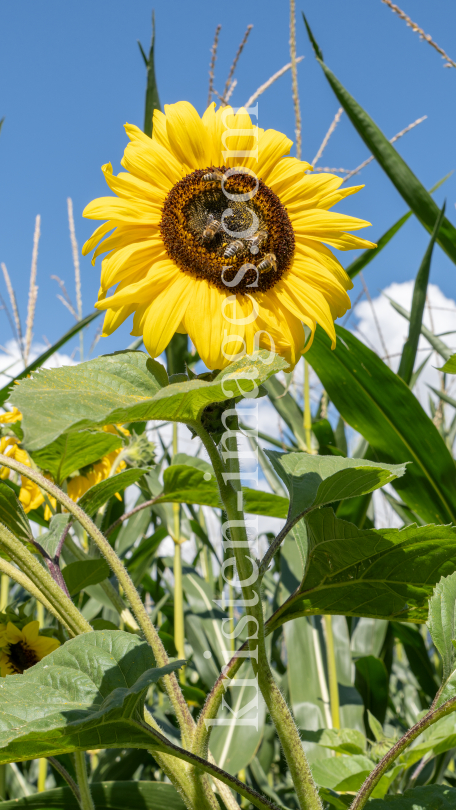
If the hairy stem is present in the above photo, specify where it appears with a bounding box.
[350,696,456,809]
[190,421,322,810]
[0,453,194,750]
[48,757,81,804]
[0,523,91,636]
[74,751,95,810]
[0,554,74,634]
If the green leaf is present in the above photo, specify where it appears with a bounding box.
[0,630,182,763]
[37,514,70,559]
[345,173,453,280]
[11,350,286,451]
[366,785,456,809]
[310,754,376,793]
[0,482,32,543]
[62,559,111,595]
[301,728,366,756]
[30,431,123,484]
[265,451,405,523]
[428,571,456,703]
[0,781,186,809]
[268,509,456,630]
[263,375,306,449]
[306,325,456,525]
[78,468,147,516]
[398,203,446,385]
[438,353,456,374]
[354,655,389,727]
[156,463,289,518]
[0,311,101,409]
[140,11,161,138]
[391,622,438,701]
[303,15,456,264]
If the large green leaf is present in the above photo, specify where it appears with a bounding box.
[156,463,288,518]
[0,483,32,543]
[78,468,147,516]
[265,451,405,523]
[36,514,70,559]
[30,431,123,484]
[0,781,186,809]
[0,311,100,408]
[11,350,286,451]
[303,14,456,264]
[439,354,456,374]
[268,509,456,630]
[0,630,182,763]
[367,785,456,809]
[306,325,456,525]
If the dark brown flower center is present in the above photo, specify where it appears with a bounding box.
[159,167,294,294]
[7,641,39,673]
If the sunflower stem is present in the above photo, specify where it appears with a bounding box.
[172,422,186,684]
[74,752,95,810]
[0,453,195,750]
[324,615,340,730]
[0,521,91,637]
[190,420,323,810]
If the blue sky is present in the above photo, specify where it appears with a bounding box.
[0,0,455,361]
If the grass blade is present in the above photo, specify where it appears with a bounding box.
[139,11,161,138]
[398,203,446,385]
[388,299,453,362]
[0,310,100,407]
[303,14,456,264]
[346,173,452,280]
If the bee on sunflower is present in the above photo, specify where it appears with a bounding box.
[0,619,59,676]
[83,101,374,370]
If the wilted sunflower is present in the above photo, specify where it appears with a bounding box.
[0,620,59,676]
[83,102,374,370]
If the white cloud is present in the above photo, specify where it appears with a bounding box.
[0,338,76,392]
[352,281,456,412]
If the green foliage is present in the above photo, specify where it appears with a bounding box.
[11,350,286,451]
[62,559,111,595]
[0,781,186,809]
[78,468,147,515]
[307,325,456,524]
[30,431,123,485]
[0,631,181,763]
[367,785,456,808]
[438,354,456,374]
[266,451,405,522]
[0,483,32,543]
[269,509,456,627]
[428,571,456,704]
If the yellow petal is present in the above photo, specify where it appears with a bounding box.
[83,197,161,224]
[82,222,114,256]
[22,620,40,644]
[143,274,195,358]
[164,101,211,170]
[96,261,180,310]
[100,238,166,292]
[5,622,23,644]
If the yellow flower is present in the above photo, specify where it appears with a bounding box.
[66,425,128,502]
[0,436,46,512]
[0,407,22,425]
[83,101,375,370]
[0,620,59,676]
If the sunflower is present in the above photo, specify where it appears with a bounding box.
[0,620,59,676]
[83,101,374,370]
[0,411,128,515]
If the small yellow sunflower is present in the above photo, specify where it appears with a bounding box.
[83,101,374,370]
[0,620,59,676]
[67,425,128,501]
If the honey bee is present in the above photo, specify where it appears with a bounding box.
[248,230,268,254]
[224,239,245,259]
[202,214,222,241]
[203,170,224,183]
[257,253,277,273]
